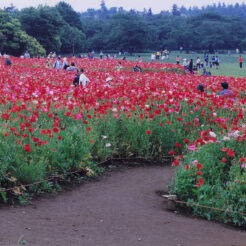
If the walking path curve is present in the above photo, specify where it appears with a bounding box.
[0,166,245,246]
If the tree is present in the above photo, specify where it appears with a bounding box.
[18,6,65,53]
[4,4,16,13]
[172,4,181,16]
[0,10,45,56]
[100,0,107,12]
[55,2,84,32]
[189,13,231,52]
[60,24,86,54]
[100,0,108,19]
[105,13,151,53]
[147,8,153,16]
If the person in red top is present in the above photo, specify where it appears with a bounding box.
[239,55,243,68]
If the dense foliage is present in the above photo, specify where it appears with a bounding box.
[179,2,246,19]
[0,57,245,226]
[17,3,86,54]
[2,2,246,55]
[2,2,86,55]
[81,3,246,52]
[0,10,45,56]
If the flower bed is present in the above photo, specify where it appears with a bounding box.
[0,57,245,226]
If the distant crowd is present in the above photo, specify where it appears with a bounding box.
[150,48,244,76]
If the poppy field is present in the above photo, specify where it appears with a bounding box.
[0,57,245,226]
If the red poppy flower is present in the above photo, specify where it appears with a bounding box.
[53,127,59,133]
[227,150,235,157]
[86,127,92,133]
[196,163,203,170]
[24,122,31,127]
[1,114,10,120]
[24,144,31,153]
[184,139,190,144]
[169,150,176,155]
[221,148,229,152]
[172,159,180,167]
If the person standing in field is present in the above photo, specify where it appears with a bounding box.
[116,62,122,71]
[73,69,80,87]
[176,56,180,65]
[204,55,209,66]
[183,58,187,67]
[5,55,12,66]
[164,49,168,58]
[196,57,201,69]
[54,56,62,69]
[212,56,215,66]
[166,50,169,59]
[215,56,219,70]
[62,57,69,70]
[99,51,103,59]
[79,68,90,87]
[151,53,155,62]
[239,55,243,68]
[156,51,160,60]
[45,56,53,69]
[24,51,30,58]
[188,59,194,74]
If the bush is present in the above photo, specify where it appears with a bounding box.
[171,140,246,227]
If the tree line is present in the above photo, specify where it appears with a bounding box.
[1,1,246,56]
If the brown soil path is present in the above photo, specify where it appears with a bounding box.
[0,166,245,246]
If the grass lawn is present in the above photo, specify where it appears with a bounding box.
[118,51,246,78]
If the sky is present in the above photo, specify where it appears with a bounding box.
[1,0,246,13]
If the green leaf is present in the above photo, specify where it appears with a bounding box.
[0,191,7,203]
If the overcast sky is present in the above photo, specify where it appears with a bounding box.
[1,0,246,13]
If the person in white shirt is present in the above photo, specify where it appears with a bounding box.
[79,68,90,86]
[99,51,103,59]
[115,62,122,71]
[62,57,68,69]
[151,53,155,62]
[106,77,112,85]
[196,57,201,69]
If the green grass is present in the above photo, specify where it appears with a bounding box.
[104,51,246,78]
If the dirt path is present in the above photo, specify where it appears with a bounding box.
[0,166,245,246]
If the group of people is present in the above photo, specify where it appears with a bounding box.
[44,53,128,88]
[151,49,170,62]
[179,55,220,75]
[45,55,90,87]
[197,81,235,99]
[20,51,31,59]
[46,56,77,71]
[73,68,90,87]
